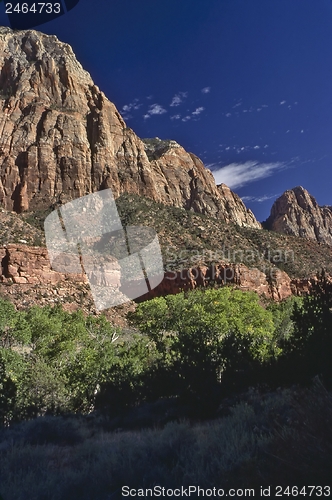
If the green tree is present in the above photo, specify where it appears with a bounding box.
[0,355,16,426]
[129,287,276,407]
[0,298,31,348]
[280,271,332,386]
[17,356,68,419]
[63,315,121,413]
[130,287,276,362]
[26,307,123,413]
[0,348,27,424]
[267,295,302,353]
[95,334,161,413]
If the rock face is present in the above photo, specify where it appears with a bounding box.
[137,262,310,302]
[0,27,260,228]
[266,186,332,245]
[0,243,87,285]
[0,243,311,303]
[0,243,135,326]
[217,183,259,227]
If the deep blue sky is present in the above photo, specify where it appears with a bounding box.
[1,0,332,221]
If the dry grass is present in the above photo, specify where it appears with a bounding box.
[0,379,331,499]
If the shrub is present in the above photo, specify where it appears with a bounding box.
[279,270,332,386]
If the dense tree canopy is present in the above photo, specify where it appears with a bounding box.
[280,271,332,386]
[129,287,276,361]
[1,277,330,426]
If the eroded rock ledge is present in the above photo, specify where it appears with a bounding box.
[0,244,313,307]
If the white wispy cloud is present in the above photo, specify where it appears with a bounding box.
[170,96,182,107]
[209,160,286,189]
[223,101,271,118]
[121,99,142,118]
[149,104,167,115]
[280,100,286,105]
[170,91,188,107]
[219,144,269,154]
[201,87,211,94]
[241,193,280,203]
[144,103,167,119]
[122,99,141,111]
[220,144,267,153]
[170,114,181,120]
[192,106,205,116]
[182,115,191,122]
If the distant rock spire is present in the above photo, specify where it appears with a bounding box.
[265,186,332,245]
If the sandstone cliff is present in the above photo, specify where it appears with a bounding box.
[0,243,136,326]
[217,183,258,228]
[0,243,311,306]
[266,186,332,246]
[0,27,261,228]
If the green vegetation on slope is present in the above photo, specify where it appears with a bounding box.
[1,274,332,497]
[0,302,158,425]
[10,192,332,278]
[115,193,332,278]
[1,274,331,427]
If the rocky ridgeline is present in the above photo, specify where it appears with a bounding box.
[0,27,260,228]
[266,186,332,246]
[0,28,331,317]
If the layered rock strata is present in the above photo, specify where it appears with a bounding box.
[0,243,312,303]
[137,263,311,302]
[266,186,332,245]
[0,243,86,285]
[0,28,260,228]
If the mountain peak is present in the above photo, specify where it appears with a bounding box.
[0,29,261,229]
[266,187,332,245]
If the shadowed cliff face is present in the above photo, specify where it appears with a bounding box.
[266,186,332,246]
[0,27,261,228]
